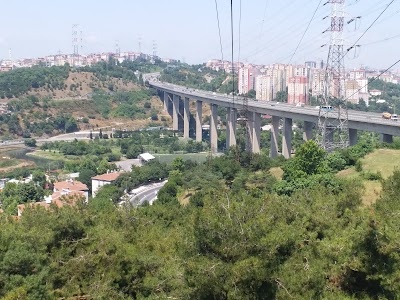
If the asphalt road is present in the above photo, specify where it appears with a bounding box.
[129,180,168,206]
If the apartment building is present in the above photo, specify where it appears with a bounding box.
[288,76,308,105]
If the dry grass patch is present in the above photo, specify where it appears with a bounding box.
[361,149,400,178]
[270,167,283,181]
[179,190,194,206]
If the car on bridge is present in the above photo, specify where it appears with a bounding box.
[321,105,334,112]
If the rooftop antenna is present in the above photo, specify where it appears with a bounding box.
[316,0,349,152]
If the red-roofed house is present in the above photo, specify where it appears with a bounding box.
[91,172,122,197]
[53,180,89,201]
[17,190,84,217]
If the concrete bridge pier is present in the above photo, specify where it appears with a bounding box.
[226,107,237,149]
[282,118,292,159]
[172,94,180,131]
[163,91,169,112]
[270,116,280,158]
[210,104,218,153]
[349,128,358,146]
[183,97,190,138]
[381,133,393,143]
[303,121,313,141]
[196,101,203,142]
[246,111,254,153]
[252,112,261,154]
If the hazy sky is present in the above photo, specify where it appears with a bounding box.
[0,0,399,70]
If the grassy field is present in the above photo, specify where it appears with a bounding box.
[0,158,19,168]
[154,153,212,164]
[337,148,400,206]
[361,149,400,178]
[27,150,72,161]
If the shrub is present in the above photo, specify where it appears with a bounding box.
[362,171,383,181]
[355,160,363,172]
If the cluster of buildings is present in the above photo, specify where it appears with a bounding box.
[6,172,122,217]
[203,59,400,106]
[205,59,242,74]
[0,103,10,114]
[0,152,157,217]
[0,51,178,72]
[237,62,400,106]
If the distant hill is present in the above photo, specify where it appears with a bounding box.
[0,62,172,139]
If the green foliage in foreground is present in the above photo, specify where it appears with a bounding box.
[2,167,400,298]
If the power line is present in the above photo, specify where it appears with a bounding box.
[344,58,400,102]
[230,0,235,104]
[214,0,224,62]
[260,0,270,35]
[363,33,400,46]
[288,0,323,64]
[238,0,242,64]
[346,0,395,55]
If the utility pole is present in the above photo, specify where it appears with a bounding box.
[72,24,80,67]
[316,0,349,152]
[152,40,157,59]
[8,48,13,70]
[115,40,121,56]
[138,36,142,54]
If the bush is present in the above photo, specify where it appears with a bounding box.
[24,138,37,147]
[144,102,151,109]
[355,160,363,172]
[362,170,383,181]
[326,151,347,172]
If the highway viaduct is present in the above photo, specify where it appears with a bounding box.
[150,81,400,158]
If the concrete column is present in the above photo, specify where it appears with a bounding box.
[172,94,179,131]
[270,116,280,158]
[303,121,313,141]
[381,134,393,143]
[252,112,261,154]
[247,111,254,153]
[163,91,169,112]
[227,108,237,148]
[183,97,190,139]
[327,130,334,144]
[349,128,358,146]
[196,100,203,143]
[282,118,292,159]
[210,104,218,153]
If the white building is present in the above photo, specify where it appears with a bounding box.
[138,153,155,165]
[238,65,258,95]
[91,172,122,197]
[256,75,275,101]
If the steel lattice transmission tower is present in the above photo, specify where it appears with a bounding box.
[316,0,349,152]
[72,24,82,67]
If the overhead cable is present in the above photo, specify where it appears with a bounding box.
[344,58,400,102]
[214,0,225,62]
[346,0,395,56]
[288,0,323,64]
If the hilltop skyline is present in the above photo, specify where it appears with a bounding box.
[0,0,399,69]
